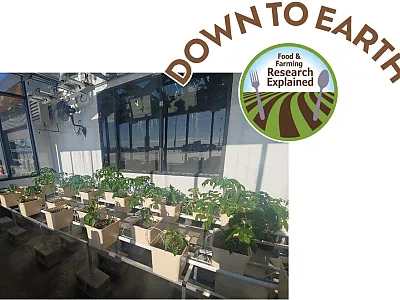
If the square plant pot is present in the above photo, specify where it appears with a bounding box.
[0,192,22,208]
[131,216,163,245]
[104,192,114,202]
[142,198,153,208]
[85,219,120,250]
[77,206,107,226]
[19,198,42,217]
[43,206,73,230]
[113,196,132,212]
[46,197,72,209]
[210,231,251,275]
[159,203,182,218]
[61,187,76,198]
[79,190,98,201]
[42,184,55,195]
[28,193,45,206]
[150,235,188,282]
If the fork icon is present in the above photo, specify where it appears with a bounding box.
[250,70,265,120]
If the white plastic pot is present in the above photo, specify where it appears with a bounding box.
[150,235,188,282]
[43,206,73,230]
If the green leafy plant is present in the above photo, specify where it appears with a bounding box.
[139,207,154,229]
[182,187,199,215]
[24,185,42,197]
[193,189,219,230]
[32,167,58,188]
[5,184,18,194]
[80,175,95,192]
[56,172,71,188]
[129,176,150,193]
[160,230,188,256]
[67,174,85,194]
[152,185,186,209]
[250,191,289,233]
[94,166,124,193]
[126,194,142,208]
[202,178,249,217]
[213,211,259,255]
[84,209,101,227]
[19,195,39,203]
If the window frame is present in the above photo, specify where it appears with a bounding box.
[98,73,232,178]
[0,75,39,181]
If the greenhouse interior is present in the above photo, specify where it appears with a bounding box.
[0,73,289,299]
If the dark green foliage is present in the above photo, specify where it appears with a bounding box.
[139,207,153,229]
[162,230,188,256]
[202,178,249,217]
[32,167,58,187]
[24,185,42,196]
[6,184,18,194]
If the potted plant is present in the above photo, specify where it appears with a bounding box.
[110,177,132,210]
[46,197,72,209]
[84,209,120,250]
[193,189,220,231]
[131,207,163,245]
[250,191,289,242]
[152,185,186,219]
[151,230,189,281]
[202,178,248,227]
[210,211,259,275]
[79,175,97,202]
[140,183,158,208]
[19,195,42,217]
[0,184,22,208]
[24,185,45,205]
[32,167,58,195]
[94,166,124,201]
[57,172,75,198]
[43,204,73,230]
[128,175,150,194]
[77,196,107,226]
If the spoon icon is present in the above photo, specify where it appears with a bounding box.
[313,70,330,121]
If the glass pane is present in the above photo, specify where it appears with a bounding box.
[0,97,26,130]
[107,114,117,168]
[163,73,232,175]
[0,73,23,95]
[7,128,35,177]
[115,75,160,173]
[0,140,8,179]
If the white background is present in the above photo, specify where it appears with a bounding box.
[2,0,400,299]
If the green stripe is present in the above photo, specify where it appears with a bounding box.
[291,92,313,137]
[305,93,328,123]
[313,92,333,109]
[247,92,283,118]
[265,93,290,138]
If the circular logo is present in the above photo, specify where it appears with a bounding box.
[239,43,338,142]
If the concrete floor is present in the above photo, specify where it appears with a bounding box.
[0,225,192,298]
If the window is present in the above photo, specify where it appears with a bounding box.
[98,73,232,177]
[0,73,39,180]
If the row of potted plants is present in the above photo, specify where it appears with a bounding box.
[0,167,289,283]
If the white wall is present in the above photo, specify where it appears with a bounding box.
[0,74,288,200]
[223,74,288,199]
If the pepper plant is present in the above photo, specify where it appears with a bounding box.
[202,178,248,217]
[160,230,188,256]
[5,184,18,194]
[193,189,219,230]
[80,175,95,192]
[32,167,58,191]
[94,166,124,193]
[24,185,42,197]
[139,207,154,228]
